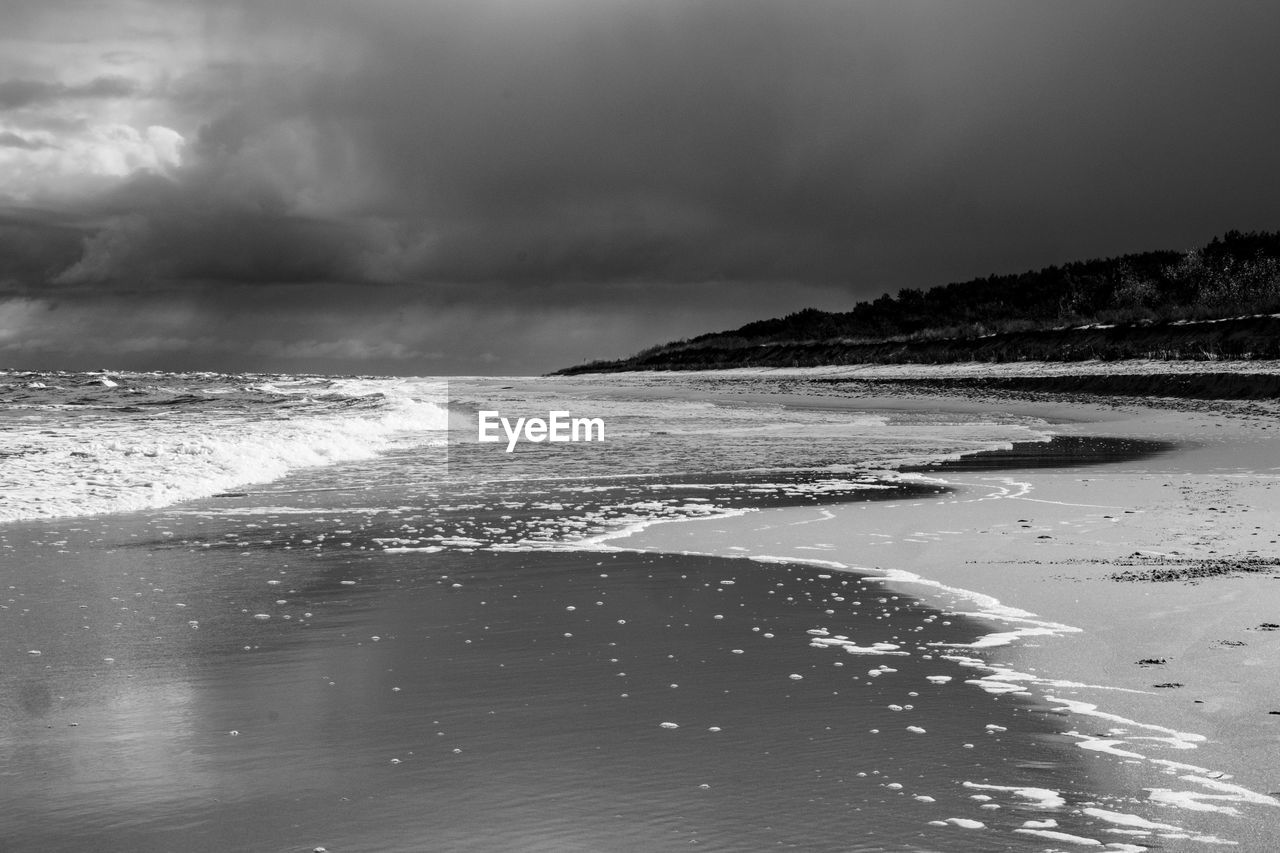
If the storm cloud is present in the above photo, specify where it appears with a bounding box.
[2,0,1279,373]
[0,75,139,110]
[0,131,56,150]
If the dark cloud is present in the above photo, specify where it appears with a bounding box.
[101,50,146,66]
[150,0,1280,291]
[0,226,84,291]
[0,75,140,109]
[53,172,368,287]
[5,0,1280,372]
[1,277,847,374]
[0,130,54,149]
[0,206,91,292]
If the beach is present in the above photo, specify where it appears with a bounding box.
[3,366,1279,850]
[599,372,1280,849]
[9,2,1280,848]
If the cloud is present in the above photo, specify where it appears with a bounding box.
[47,119,366,286]
[0,275,850,374]
[0,130,54,150]
[15,1,1280,295]
[0,213,87,291]
[3,0,1280,373]
[133,0,1280,292]
[0,122,184,208]
[0,76,140,110]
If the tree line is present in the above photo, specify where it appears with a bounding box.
[561,230,1280,373]
[646,230,1280,352]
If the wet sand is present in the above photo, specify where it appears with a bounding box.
[612,382,1280,849]
[1,511,1129,852]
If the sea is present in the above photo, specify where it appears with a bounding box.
[0,370,1235,851]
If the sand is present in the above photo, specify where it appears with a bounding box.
[600,377,1280,849]
[2,495,1137,852]
[8,365,1280,849]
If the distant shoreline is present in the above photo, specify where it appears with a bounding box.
[557,315,1280,380]
[552,357,1280,401]
[841,370,1280,401]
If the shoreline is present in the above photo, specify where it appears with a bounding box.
[545,359,1280,402]
[7,370,1280,849]
[598,387,1280,848]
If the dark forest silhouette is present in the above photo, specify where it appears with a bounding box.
[560,230,1280,374]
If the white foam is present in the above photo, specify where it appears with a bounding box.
[553,506,756,552]
[964,678,1025,695]
[952,626,1067,649]
[809,637,909,655]
[1013,828,1102,846]
[1149,758,1213,775]
[854,566,1084,649]
[749,555,849,570]
[1047,699,1206,748]
[1146,790,1241,816]
[1146,774,1280,816]
[1081,808,1180,831]
[1179,774,1280,807]
[961,782,1065,809]
[1067,733,1147,760]
[1,376,448,522]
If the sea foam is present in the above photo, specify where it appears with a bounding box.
[0,373,448,522]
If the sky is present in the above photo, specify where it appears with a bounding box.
[1,1,1278,376]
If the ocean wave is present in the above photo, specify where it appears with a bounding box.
[0,372,448,522]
